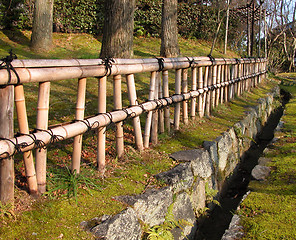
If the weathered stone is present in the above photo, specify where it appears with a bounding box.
[115,188,173,226]
[251,165,271,181]
[258,157,271,166]
[190,149,213,179]
[172,192,197,240]
[216,132,232,172]
[203,141,218,167]
[155,163,194,193]
[91,208,142,240]
[221,215,244,240]
[190,178,206,212]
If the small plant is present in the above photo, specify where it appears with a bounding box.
[45,166,102,204]
[205,182,220,207]
[144,204,192,240]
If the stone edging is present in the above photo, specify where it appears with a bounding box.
[81,86,280,240]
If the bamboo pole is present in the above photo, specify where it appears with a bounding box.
[0,58,265,86]
[211,65,217,109]
[162,70,170,133]
[224,65,229,103]
[113,75,124,158]
[35,81,50,194]
[197,67,204,118]
[215,65,221,107]
[14,84,38,195]
[71,78,87,174]
[144,72,157,148]
[220,65,224,104]
[205,66,211,116]
[0,85,14,204]
[182,69,188,124]
[174,69,182,130]
[151,73,159,145]
[97,76,107,174]
[190,67,197,119]
[126,74,144,150]
[158,73,164,133]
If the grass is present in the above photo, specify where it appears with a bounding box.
[238,73,296,239]
[0,30,278,239]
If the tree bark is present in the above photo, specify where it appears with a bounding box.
[100,0,135,58]
[31,0,54,52]
[0,86,14,204]
[160,0,180,57]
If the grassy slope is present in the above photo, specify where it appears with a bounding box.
[0,30,277,239]
[238,73,296,239]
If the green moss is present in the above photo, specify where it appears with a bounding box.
[237,73,296,239]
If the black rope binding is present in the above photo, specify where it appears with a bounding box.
[186,57,195,68]
[155,57,165,72]
[100,57,115,77]
[207,54,216,65]
[0,49,20,88]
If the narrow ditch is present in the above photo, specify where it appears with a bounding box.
[195,89,290,240]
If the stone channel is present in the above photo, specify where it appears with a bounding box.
[80,86,284,240]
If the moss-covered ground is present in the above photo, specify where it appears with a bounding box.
[238,73,296,239]
[0,30,278,239]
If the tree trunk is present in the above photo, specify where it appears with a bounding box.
[31,0,54,52]
[0,86,14,204]
[100,0,135,58]
[160,0,180,57]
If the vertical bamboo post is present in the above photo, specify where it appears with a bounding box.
[202,67,209,116]
[174,69,182,130]
[162,70,170,133]
[0,85,14,204]
[14,84,38,195]
[71,78,87,174]
[35,81,50,194]
[144,72,157,148]
[113,75,124,158]
[126,74,144,150]
[237,63,241,96]
[220,65,225,104]
[191,67,197,119]
[215,65,221,107]
[230,65,234,99]
[158,73,164,133]
[151,72,159,145]
[197,67,204,118]
[182,68,188,124]
[211,65,217,108]
[224,65,229,103]
[205,66,211,116]
[97,76,106,174]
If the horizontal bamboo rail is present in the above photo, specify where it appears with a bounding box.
[0,55,267,197]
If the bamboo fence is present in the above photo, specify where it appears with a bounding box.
[0,56,267,198]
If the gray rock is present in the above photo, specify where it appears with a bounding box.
[221,215,244,240]
[216,132,232,172]
[190,178,206,212]
[172,192,197,240]
[155,163,194,193]
[258,157,271,166]
[251,165,271,181]
[203,141,218,167]
[91,208,142,240]
[115,188,173,226]
[190,149,213,179]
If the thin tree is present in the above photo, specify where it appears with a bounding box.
[160,0,180,57]
[100,0,135,58]
[30,0,54,52]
